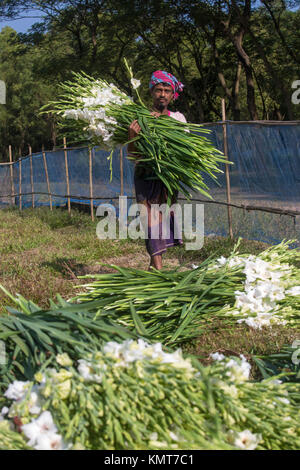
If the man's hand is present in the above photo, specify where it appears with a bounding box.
[129,112,161,140]
[128,120,142,160]
[128,112,161,161]
[128,119,141,140]
[150,111,161,118]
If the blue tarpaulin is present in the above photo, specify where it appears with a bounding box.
[1,122,299,245]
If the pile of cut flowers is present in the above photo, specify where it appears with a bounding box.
[72,240,300,343]
[1,240,300,450]
[1,339,299,450]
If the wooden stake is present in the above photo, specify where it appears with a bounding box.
[8,145,15,206]
[19,157,22,211]
[42,146,52,211]
[120,147,124,196]
[63,137,71,214]
[89,147,94,221]
[221,99,233,240]
[29,145,35,208]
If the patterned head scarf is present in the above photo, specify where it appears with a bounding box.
[149,70,184,100]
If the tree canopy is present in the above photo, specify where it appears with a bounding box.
[0,0,299,160]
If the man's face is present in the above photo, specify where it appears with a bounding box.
[151,83,174,110]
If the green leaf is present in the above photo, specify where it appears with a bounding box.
[129,301,149,337]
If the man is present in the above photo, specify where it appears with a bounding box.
[128,70,186,270]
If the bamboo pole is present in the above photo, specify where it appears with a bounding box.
[120,147,124,197]
[29,145,35,208]
[221,99,233,239]
[42,145,52,211]
[63,137,71,214]
[89,147,94,221]
[8,145,15,206]
[18,156,22,211]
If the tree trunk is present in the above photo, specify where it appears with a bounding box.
[248,27,294,120]
[51,120,57,149]
[232,61,242,120]
[261,0,300,66]
[232,28,258,120]
[213,42,243,120]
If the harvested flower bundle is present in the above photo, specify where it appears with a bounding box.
[41,65,227,203]
[0,287,137,390]
[73,240,300,343]
[0,241,299,362]
[1,341,299,450]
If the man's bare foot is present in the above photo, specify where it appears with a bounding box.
[149,254,162,270]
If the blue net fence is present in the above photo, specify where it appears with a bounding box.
[1,121,300,246]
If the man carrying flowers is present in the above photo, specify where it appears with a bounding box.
[43,63,226,270]
[128,71,186,270]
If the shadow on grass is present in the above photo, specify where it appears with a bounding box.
[40,257,115,278]
[40,258,87,278]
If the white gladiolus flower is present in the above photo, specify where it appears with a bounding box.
[160,349,194,374]
[56,353,73,367]
[0,406,9,422]
[286,286,300,296]
[277,397,290,405]
[4,381,30,401]
[216,256,227,266]
[1,406,9,416]
[218,382,239,398]
[149,432,158,441]
[131,78,141,89]
[22,411,58,447]
[225,355,251,383]
[21,421,41,447]
[233,430,261,450]
[169,431,180,441]
[77,359,105,383]
[34,432,67,451]
[35,411,57,433]
[20,409,70,450]
[63,109,79,120]
[102,339,194,372]
[210,352,226,361]
[103,341,124,359]
[269,379,282,385]
[27,389,42,415]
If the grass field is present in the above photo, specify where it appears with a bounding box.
[0,205,299,375]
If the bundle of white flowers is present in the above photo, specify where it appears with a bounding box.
[1,339,300,450]
[3,381,70,450]
[205,240,300,329]
[210,353,251,383]
[58,77,132,149]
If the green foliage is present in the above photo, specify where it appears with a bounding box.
[0,287,138,390]
[253,344,300,383]
[0,1,299,159]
